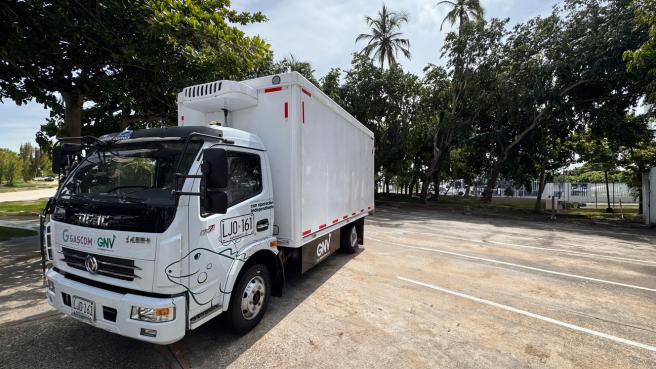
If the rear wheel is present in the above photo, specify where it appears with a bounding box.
[229,263,271,334]
[340,224,359,254]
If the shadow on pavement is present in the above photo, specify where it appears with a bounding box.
[0,230,356,369]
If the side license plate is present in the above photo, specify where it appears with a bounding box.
[71,296,95,322]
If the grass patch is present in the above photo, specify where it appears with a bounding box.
[0,199,48,216]
[565,207,640,219]
[0,226,37,241]
[0,180,58,193]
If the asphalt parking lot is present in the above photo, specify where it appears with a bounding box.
[1,203,655,368]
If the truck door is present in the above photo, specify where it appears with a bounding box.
[187,147,273,317]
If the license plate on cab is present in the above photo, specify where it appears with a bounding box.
[71,296,95,322]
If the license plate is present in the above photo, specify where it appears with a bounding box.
[71,296,95,322]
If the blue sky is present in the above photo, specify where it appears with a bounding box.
[0,0,560,152]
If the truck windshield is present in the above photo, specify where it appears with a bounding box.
[59,140,202,207]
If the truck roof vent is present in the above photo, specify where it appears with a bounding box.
[184,82,222,98]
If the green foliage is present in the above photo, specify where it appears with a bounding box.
[356,4,411,68]
[624,0,656,105]
[268,54,319,86]
[0,0,272,141]
[437,0,485,31]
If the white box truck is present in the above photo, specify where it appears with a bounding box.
[41,72,374,344]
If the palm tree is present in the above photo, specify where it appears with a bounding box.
[437,0,485,32]
[356,4,411,68]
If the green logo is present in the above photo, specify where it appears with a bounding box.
[97,235,116,249]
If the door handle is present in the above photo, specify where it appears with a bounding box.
[256,219,269,232]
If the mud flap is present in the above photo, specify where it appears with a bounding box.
[301,228,341,274]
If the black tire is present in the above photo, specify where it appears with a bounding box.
[340,224,359,254]
[228,263,271,334]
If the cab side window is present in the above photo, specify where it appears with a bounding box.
[224,151,262,206]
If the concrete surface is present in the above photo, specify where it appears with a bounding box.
[0,188,56,202]
[0,204,655,368]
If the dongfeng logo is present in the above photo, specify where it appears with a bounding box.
[316,234,332,258]
[84,255,98,273]
[75,213,110,227]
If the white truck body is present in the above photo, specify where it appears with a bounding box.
[43,72,374,344]
[178,72,375,248]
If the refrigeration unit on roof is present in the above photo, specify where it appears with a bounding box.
[179,80,258,112]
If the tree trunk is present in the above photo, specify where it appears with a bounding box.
[482,163,502,202]
[409,177,417,199]
[534,163,547,213]
[61,91,83,138]
[384,178,390,194]
[464,183,470,197]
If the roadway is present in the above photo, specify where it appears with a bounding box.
[0,203,654,368]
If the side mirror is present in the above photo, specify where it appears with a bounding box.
[52,147,63,174]
[202,148,228,188]
[204,191,228,214]
[52,143,82,174]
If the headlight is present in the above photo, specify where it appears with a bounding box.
[47,279,55,292]
[130,306,175,323]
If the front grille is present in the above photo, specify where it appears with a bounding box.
[61,247,140,281]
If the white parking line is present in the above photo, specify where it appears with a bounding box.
[378,228,656,266]
[398,276,656,353]
[368,237,656,292]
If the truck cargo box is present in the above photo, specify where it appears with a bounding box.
[178,72,375,248]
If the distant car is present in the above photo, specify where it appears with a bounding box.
[44,176,54,182]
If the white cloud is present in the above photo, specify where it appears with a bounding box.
[234,0,560,78]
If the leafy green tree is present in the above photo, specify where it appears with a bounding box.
[437,0,485,31]
[0,0,271,140]
[624,0,656,105]
[356,4,411,68]
[18,143,34,182]
[269,54,319,86]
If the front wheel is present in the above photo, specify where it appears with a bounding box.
[229,263,271,334]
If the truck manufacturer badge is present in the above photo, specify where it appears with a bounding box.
[220,214,255,243]
[84,255,98,273]
[125,236,151,244]
[75,213,110,227]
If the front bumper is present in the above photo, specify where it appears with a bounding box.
[46,269,186,345]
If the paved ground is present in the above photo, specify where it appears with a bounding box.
[0,188,56,202]
[0,203,655,368]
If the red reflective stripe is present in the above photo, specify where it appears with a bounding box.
[301,101,305,123]
[332,219,339,224]
[265,86,283,93]
[302,229,311,236]
[181,115,185,121]
[368,206,372,210]
[284,102,288,118]
[318,224,326,229]
[343,215,348,219]
[351,212,356,216]
[360,209,365,212]
[302,88,312,97]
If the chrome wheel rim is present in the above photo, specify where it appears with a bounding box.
[350,227,358,247]
[241,275,265,320]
